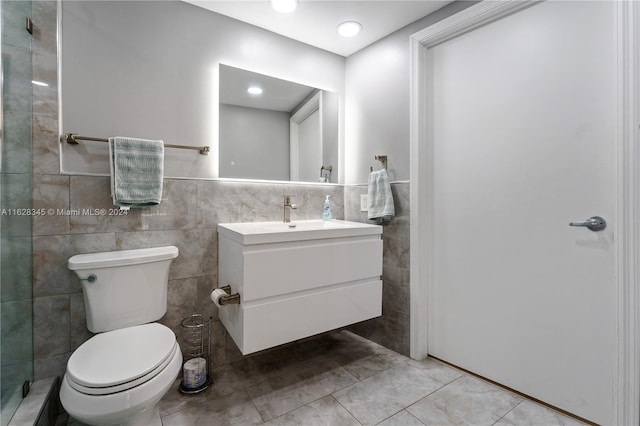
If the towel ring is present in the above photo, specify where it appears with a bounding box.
[370,155,387,172]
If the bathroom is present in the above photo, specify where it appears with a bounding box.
[1,0,638,425]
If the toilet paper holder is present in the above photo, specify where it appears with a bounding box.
[215,285,240,305]
[179,314,211,394]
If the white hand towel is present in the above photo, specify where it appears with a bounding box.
[367,169,395,224]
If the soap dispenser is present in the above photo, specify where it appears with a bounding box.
[322,195,332,220]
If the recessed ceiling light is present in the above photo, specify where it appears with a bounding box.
[31,80,48,87]
[270,0,298,13]
[337,21,362,38]
[247,86,263,95]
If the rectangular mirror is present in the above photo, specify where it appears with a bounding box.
[219,64,339,183]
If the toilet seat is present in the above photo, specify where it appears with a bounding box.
[66,323,177,395]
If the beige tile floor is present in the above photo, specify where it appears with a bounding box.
[63,331,588,426]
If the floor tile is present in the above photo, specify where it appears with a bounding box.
[162,389,263,426]
[60,331,588,426]
[341,330,403,357]
[407,375,522,426]
[158,378,207,417]
[247,357,358,421]
[341,351,406,381]
[377,410,426,425]
[208,358,268,398]
[249,345,303,382]
[494,400,588,426]
[204,389,264,426]
[405,357,465,385]
[294,331,376,362]
[333,363,444,426]
[262,395,360,426]
[299,331,406,381]
[161,408,212,426]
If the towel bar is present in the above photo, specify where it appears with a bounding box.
[64,133,210,155]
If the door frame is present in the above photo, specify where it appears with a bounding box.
[290,91,322,181]
[408,1,640,424]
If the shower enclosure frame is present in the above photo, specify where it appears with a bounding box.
[0,0,36,424]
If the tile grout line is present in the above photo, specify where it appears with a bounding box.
[335,362,461,426]
[248,365,359,423]
[490,399,524,426]
[374,407,428,426]
[259,393,365,426]
[341,364,362,383]
[403,373,467,417]
[373,408,410,426]
[404,409,427,425]
[428,356,596,425]
[312,361,401,425]
[329,352,410,425]
[244,388,267,425]
[330,394,364,426]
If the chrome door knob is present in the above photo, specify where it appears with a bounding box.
[569,216,606,232]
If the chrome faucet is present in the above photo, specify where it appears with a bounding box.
[283,195,298,223]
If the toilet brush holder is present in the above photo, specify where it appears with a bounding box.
[179,314,211,394]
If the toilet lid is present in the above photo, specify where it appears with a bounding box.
[67,323,177,391]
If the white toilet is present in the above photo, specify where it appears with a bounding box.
[60,246,182,426]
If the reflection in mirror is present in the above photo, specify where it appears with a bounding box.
[219,64,339,183]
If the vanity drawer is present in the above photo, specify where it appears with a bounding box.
[223,279,382,355]
[242,236,382,301]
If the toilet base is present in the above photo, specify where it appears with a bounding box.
[121,405,161,426]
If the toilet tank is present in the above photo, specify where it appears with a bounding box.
[68,246,179,333]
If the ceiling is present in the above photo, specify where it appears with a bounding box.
[219,64,316,111]
[182,1,452,57]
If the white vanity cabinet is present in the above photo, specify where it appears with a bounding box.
[217,220,383,355]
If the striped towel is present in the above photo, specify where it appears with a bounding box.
[367,169,395,224]
[109,136,164,207]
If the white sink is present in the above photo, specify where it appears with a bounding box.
[217,219,382,245]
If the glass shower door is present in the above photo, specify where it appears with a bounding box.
[0,1,34,424]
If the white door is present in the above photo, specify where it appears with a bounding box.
[298,108,321,182]
[426,2,616,423]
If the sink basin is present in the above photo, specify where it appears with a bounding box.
[217,219,382,245]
